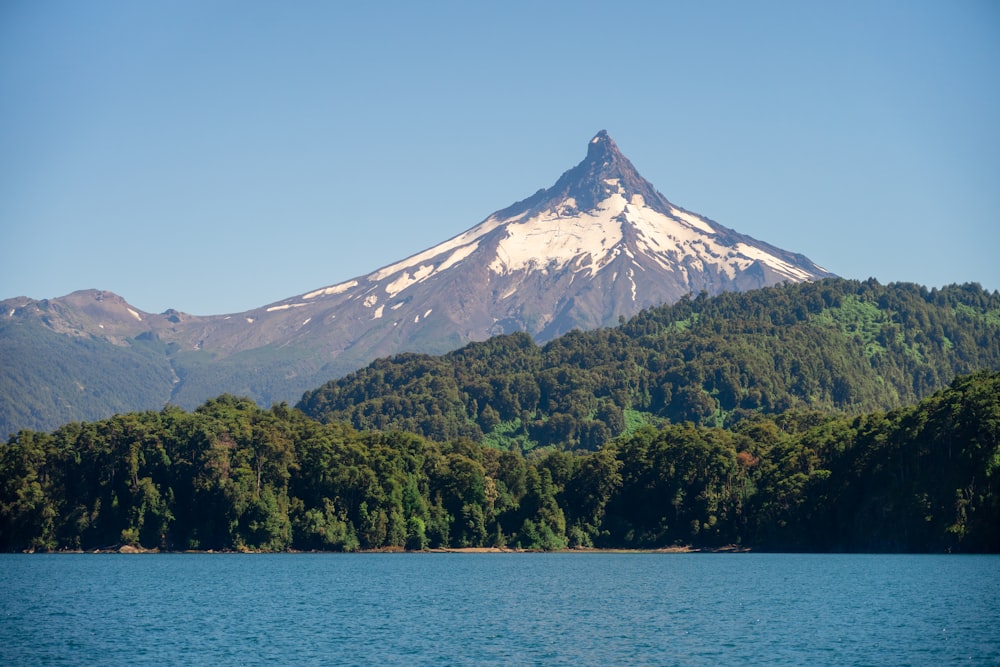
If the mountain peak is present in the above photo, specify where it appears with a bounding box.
[586,129,617,159]
[495,130,671,218]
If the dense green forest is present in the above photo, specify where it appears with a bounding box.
[2,371,997,553]
[298,279,1000,451]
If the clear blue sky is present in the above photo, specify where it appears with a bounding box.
[2,1,998,315]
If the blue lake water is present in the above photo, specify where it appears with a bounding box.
[1,553,998,665]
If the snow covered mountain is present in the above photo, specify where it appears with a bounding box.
[257,130,832,343]
[1,131,834,434]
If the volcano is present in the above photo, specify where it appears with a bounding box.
[1,131,835,434]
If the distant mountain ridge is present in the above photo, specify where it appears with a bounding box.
[2,131,834,436]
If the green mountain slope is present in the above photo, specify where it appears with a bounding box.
[0,321,177,437]
[298,279,1000,451]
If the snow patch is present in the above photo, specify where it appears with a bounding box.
[437,242,479,273]
[626,202,750,279]
[668,206,717,234]
[424,309,432,318]
[266,303,306,312]
[8,309,15,317]
[625,197,815,280]
[385,264,435,297]
[627,203,707,247]
[370,222,501,281]
[302,317,311,325]
[376,240,481,298]
[246,317,255,324]
[363,295,378,308]
[373,305,384,319]
[733,243,815,280]
[390,302,405,310]
[556,198,579,215]
[127,307,142,321]
[488,192,628,276]
[303,280,358,300]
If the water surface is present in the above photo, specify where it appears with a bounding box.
[2,553,997,665]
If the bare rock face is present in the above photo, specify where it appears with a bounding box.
[1,132,834,434]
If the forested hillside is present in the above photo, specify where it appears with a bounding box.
[0,322,177,437]
[2,372,997,553]
[298,279,1000,451]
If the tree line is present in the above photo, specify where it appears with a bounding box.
[3,371,997,553]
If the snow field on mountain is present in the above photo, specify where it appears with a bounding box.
[488,192,627,276]
[302,280,357,299]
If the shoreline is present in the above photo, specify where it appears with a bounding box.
[22,544,752,555]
